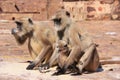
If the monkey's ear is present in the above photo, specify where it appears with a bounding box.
[66,11,70,17]
[28,18,33,24]
[12,17,15,20]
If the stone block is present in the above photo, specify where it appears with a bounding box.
[63,1,86,21]
[0,1,17,12]
[47,3,62,19]
[86,1,111,20]
[15,1,47,12]
[48,0,62,3]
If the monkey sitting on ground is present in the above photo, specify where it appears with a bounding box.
[39,9,100,75]
[55,40,78,74]
[56,40,70,70]
[54,41,99,75]
[11,17,56,70]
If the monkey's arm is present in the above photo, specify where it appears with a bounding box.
[48,47,59,67]
[63,31,82,70]
[63,46,81,69]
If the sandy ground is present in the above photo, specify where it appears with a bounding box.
[0,21,120,80]
[0,61,120,80]
[0,62,120,80]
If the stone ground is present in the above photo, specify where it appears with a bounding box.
[0,20,120,80]
[0,61,120,80]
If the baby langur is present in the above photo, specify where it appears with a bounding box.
[54,40,79,75]
[57,40,70,70]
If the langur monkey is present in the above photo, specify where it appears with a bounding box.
[11,17,56,70]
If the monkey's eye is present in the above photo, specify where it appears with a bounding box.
[53,18,61,24]
[56,46,59,48]
[15,21,22,26]
[64,44,67,47]
[58,18,61,22]
[15,21,22,31]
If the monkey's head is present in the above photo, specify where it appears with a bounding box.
[11,17,34,45]
[56,40,70,54]
[51,9,71,31]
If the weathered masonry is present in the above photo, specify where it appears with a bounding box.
[0,0,120,21]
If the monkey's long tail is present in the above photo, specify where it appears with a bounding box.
[18,60,33,63]
[100,60,120,65]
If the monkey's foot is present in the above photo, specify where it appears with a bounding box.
[71,72,82,75]
[52,69,65,76]
[39,63,49,70]
[71,66,82,75]
[39,63,50,73]
[26,60,33,63]
[26,62,35,70]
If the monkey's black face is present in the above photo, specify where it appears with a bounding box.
[11,21,22,34]
[11,18,34,45]
[56,40,69,54]
[52,17,63,31]
[53,18,61,26]
[11,21,28,45]
[57,44,67,51]
[51,10,71,31]
[16,21,23,31]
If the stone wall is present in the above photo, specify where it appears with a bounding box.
[63,0,120,21]
[0,22,30,61]
[0,0,119,21]
[0,0,62,21]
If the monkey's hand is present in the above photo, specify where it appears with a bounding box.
[26,62,35,70]
[52,68,65,76]
[39,63,50,73]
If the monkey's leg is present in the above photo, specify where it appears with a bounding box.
[76,44,99,73]
[34,45,53,66]
[43,49,53,64]
[63,47,82,71]
[26,45,52,70]
[85,48,100,72]
[39,48,59,71]
[48,47,59,67]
